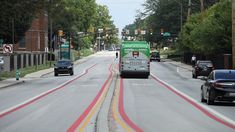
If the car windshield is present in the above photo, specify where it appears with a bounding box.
[198,61,213,67]
[57,61,71,66]
[151,52,159,56]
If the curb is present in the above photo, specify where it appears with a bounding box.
[168,61,192,71]
[0,80,25,89]
[0,54,95,89]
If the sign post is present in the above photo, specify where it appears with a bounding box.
[0,56,4,80]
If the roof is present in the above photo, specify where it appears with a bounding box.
[214,70,235,80]
[122,41,148,45]
[214,69,235,73]
[197,60,212,63]
[121,41,150,49]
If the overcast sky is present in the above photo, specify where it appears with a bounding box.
[96,0,145,34]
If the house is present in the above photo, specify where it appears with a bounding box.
[0,12,48,72]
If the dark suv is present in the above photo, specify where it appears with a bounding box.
[54,60,74,76]
[192,60,214,78]
[150,52,160,62]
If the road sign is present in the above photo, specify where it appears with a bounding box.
[58,30,64,36]
[3,44,13,53]
[141,30,146,35]
[135,30,138,35]
[163,32,171,37]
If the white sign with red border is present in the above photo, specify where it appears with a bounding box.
[3,44,13,54]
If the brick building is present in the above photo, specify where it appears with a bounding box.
[0,12,48,72]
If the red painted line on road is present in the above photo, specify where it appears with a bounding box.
[119,79,143,132]
[151,75,235,130]
[67,64,113,132]
[0,64,97,119]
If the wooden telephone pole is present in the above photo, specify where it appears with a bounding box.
[200,0,204,12]
[232,0,235,69]
[187,0,191,17]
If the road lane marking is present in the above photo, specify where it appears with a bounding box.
[119,78,143,132]
[0,64,97,118]
[67,64,113,132]
[112,78,132,132]
[77,64,114,131]
[151,73,235,130]
[131,83,153,86]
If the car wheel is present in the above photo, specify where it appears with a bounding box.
[70,71,74,76]
[195,74,198,79]
[144,74,149,79]
[192,73,196,78]
[206,90,214,105]
[54,72,58,76]
[200,88,206,103]
[120,73,125,78]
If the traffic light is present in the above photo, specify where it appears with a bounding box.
[58,30,63,36]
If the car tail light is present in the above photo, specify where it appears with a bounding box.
[213,82,223,88]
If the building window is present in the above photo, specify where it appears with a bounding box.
[19,36,26,48]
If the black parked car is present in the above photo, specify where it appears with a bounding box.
[192,60,214,78]
[201,70,235,105]
[150,52,160,62]
[54,60,74,76]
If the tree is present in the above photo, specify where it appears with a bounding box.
[0,0,45,43]
[178,0,231,55]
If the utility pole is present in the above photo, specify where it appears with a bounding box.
[200,0,204,12]
[173,0,183,32]
[12,18,14,45]
[232,0,235,68]
[187,0,191,17]
[49,0,53,66]
[180,1,183,32]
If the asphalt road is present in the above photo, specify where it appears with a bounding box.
[121,61,235,132]
[0,51,235,132]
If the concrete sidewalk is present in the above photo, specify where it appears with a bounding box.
[0,67,55,89]
[165,59,193,71]
[0,54,95,89]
